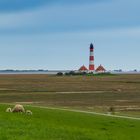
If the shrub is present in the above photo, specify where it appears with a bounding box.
[57,72,63,76]
[109,106,115,114]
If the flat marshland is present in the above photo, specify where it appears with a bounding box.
[0,74,140,139]
[0,74,140,116]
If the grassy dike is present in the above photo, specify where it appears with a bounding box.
[0,104,140,140]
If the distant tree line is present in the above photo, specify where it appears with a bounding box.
[56,71,87,76]
[56,71,112,76]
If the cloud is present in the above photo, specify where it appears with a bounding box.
[0,0,140,34]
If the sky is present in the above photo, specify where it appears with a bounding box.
[0,0,140,70]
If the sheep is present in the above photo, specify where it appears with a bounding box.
[12,104,25,113]
[26,110,33,115]
[6,107,12,113]
[5,105,33,115]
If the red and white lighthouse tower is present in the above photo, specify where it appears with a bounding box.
[89,43,95,72]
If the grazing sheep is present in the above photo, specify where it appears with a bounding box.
[26,110,33,115]
[6,107,12,113]
[12,104,25,113]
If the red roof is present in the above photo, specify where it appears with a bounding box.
[79,65,88,71]
[96,65,106,72]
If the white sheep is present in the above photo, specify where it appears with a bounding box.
[12,104,25,113]
[6,107,12,113]
[5,105,33,115]
[26,110,33,115]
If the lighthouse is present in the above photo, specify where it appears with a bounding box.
[89,43,95,72]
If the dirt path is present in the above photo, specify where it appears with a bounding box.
[28,105,140,121]
[54,91,107,94]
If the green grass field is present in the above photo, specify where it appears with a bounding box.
[0,104,140,140]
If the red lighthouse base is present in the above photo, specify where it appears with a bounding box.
[89,65,95,71]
